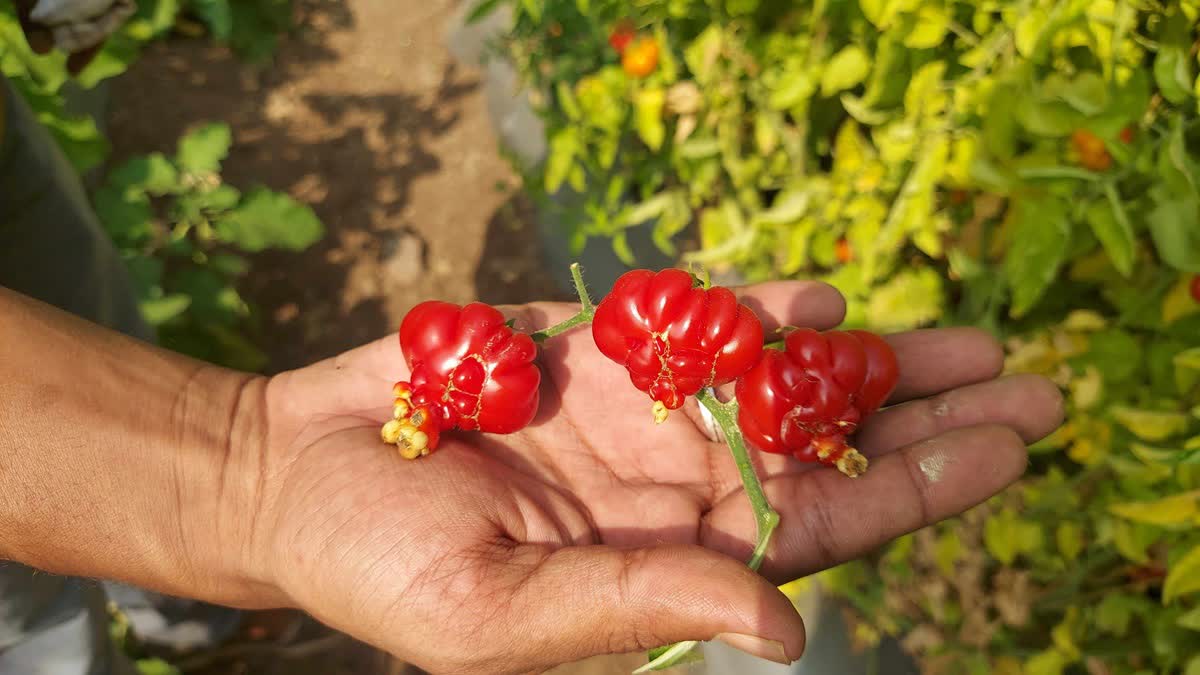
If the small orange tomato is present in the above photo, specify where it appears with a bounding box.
[1071,129,1112,172]
[835,237,853,263]
[1119,126,1135,144]
[622,38,659,78]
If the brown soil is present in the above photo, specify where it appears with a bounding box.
[104,1,654,673]
[108,0,567,374]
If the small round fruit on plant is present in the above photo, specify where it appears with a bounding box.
[1120,126,1135,144]
[835,237,854,263]
[1071,129,1112,171]
[608,18,635,53]
[621,37,659,78]
[1191,275,1200,303]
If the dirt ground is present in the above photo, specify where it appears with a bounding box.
[104,0,656,673]
[109,0,569,374]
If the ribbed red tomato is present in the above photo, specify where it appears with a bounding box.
[735,328,898,477]
[382,301,540,458]
[592,268,764,422]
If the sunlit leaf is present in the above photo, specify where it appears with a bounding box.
[1165,543,1200,602]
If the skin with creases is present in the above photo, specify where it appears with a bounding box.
[0,282,1065,675]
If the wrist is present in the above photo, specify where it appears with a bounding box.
[175,365,290,609]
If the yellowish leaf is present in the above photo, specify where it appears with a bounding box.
[1109,490,1200,528]
[1062,310,1108,331]
[1069,367,1103,410]
[1165,543,1200,602]
[1164,274,1200,324]
[904,4,949,49]
[1056,522,1084,561]
[1110,406,1191,441]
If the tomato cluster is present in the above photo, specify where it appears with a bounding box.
[386,268,898,476]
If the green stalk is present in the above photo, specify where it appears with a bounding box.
[635,389,781,673]
[531,263,595,342]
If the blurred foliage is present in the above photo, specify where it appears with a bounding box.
[96,122,323,369]
[477,0,1200,671]
[2,0,320,371]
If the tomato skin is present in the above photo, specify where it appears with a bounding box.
[394,301,540,451]
[735,328,898,475]
[1191,275,1200,303]
[1120,126,1135,144]
[592,269,764,415]
[621,38,659,78]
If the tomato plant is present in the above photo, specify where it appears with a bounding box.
[474,0,1200,671]
[620,37,658,78]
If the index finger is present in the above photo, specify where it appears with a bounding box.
[732,280,847,334]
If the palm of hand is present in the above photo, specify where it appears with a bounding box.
[251,286,1063,675]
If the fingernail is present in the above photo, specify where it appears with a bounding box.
[714,633,793,665]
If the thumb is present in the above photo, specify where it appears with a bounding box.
[497,543,806,671]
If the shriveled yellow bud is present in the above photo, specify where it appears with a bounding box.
[380,419,404,444]
[652,400,669,425]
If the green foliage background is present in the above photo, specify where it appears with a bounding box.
[1,0,321,370]
[479,0,1200,672]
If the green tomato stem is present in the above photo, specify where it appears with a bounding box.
[695,389,781,571]
[531,263,595,342]
[636,389,781,672]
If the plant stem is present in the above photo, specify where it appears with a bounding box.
[531,263,595,342]
[696,389,781,571]
[635,389,781,673]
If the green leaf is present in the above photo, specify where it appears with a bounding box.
[1165,543,1200,602]
[75,32,142,89]
[1187,655,1200,675]
[1005,195,1071,317]
[190,0,234,40]
[215,189,324,252]
[556,81,581,121]
[209,253,250,277]
[108,154,180,196]
[1096,594,1142,636]
[1016,97,1083,137]
[1056,522,1083,561]
[983,86,1018,159]
[903,4,949,49]
[1055,71,1110,116]
[177,123,232,175]
[1178,606,1200,631]
[1147,192,1200,274]
[139,295,192,326]
[865,267,944,332]
[543,128,577,194]
[984,508,1042,565]
[634,88,666,151]
[465,0,503,23]
[518,0,541,23]
[903,61,946,123]
[934,530,961,576]
[1082,186,1134,277]
[94,187,154,242]
[1154,46,1193,105]
[821,45,871,97]
[611,230,635,266]
[683,26,722,85]
[39,111,109,173]
[136,657,181,675]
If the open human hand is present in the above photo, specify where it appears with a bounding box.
[237,280,1063,674]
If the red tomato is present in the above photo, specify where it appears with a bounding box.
[384,301,540,458]
[608,19,635,53]
[1191,275,1200,303]
[1071,129,1112,171]
[592,269,764,421]
[735,328,899,476]
[1120,126,1135,144]
[835,237,854,263]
